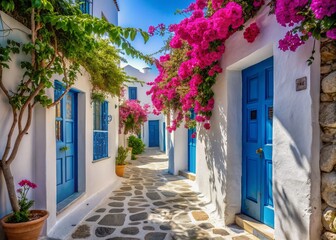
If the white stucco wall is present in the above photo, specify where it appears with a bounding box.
[170,6,321,240]
[122,65,166,152]
[93,0,119,25]
[0,11,120,238]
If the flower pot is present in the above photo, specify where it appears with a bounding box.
[1,210,49,240]
[116,164,126,177]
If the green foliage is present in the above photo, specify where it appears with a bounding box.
[115,146,128,165]
[128,135,145,155]
[0,0,152,110]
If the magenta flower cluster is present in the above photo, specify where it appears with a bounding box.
[275,0,336,51]
[18,179,37,189]
[119,100,150,134]
[310,0,336,19]
[243,22,260,43]
[148,1,248,132]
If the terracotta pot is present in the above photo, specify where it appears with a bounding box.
[116,164,126,177]
[1,210,49,240]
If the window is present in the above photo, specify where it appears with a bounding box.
[128,87,137,100]
[80,0,93,15]
[93,101,109,160]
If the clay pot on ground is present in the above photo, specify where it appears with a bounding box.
[116,164,126,177]
[1,210,49,240]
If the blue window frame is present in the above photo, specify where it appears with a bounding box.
[129,87,137,100]
[93,101,108,160]
[80,0,93,15]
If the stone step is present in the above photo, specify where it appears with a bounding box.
[178,170,196,181]
[235,214,274,240]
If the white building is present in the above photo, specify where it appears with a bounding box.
[122,65,167,152]
[0,1,121,239]
[167,6,321,240]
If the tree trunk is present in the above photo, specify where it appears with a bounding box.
[1,164,20,212]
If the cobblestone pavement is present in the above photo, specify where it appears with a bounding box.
[68,149,257,240]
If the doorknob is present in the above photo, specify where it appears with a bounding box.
[256,148,263,154]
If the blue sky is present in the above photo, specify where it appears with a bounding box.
[118,0,194,71]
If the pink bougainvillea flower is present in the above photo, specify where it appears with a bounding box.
[253,0,265,8]
[279,31,304,51]
[275,0,308,27]
[204,123,211,130]
[148,25,155,36]
[311,0,336,20]
[191,132,197,139]
[326,28,336,40]
[244,23,260,43]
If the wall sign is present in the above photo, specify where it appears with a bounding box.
[296,77,307,91]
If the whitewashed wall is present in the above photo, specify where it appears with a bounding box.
[122,65,166,152]
[0,11,120,238]
[169,6,321,240]
[93,0,118,25]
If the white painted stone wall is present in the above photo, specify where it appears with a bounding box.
[122,65,166,152]
[168,6,321,240]
[93,0,118,25]
[0,11,120,238]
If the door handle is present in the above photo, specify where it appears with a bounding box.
[256,148,263,158]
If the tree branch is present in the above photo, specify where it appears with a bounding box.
[1,107,18,164]
[0,65,10,100]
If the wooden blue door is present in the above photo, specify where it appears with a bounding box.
[242,57,274,228]
[163,122,166,152]
[55,84,77,204]
[188,110,196,173]
[148,120,159,147]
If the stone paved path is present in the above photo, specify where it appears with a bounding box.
[68,149,258,240]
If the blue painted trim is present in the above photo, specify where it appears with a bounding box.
[93,101,109,160]
[163,122,166,152]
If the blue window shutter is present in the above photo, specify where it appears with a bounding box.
[129,87,137,100]
[102,101,108,131]
[93,101,109,160]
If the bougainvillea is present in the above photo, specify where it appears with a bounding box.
[273,0,336,52]
[147,0,336,133]
[147,0,264,132]
[243,22,260,43]
[119,100,150,134]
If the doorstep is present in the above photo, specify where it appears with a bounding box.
[178,170,196,181]
[235,214,275,240]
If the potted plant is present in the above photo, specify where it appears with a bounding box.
[115,146,128,177]
[0,180,49,240]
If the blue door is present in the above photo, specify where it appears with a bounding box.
[188,110,196,174]
[242,57,274,228]
[163,122,166,152]
[55,84,78,203]
[148,120,159,147]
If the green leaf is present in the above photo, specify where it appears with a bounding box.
[140,31,149,43]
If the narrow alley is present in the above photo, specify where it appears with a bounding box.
[68,149,256,240]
